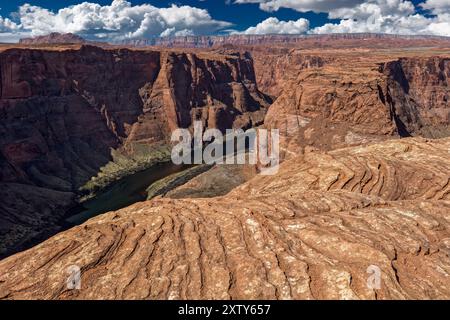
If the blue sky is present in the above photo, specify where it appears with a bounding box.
[0,0,449,42]
[0,0,335,30]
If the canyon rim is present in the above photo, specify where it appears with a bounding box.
[0,0,450,305]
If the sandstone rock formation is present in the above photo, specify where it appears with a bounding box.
[159,163,258,199]
[1,38,450,300]
[0,45,269,258]
[251,47,333,98]
[0,137,449,300]
[382,57,450,138]
[122,33,450,49]
[263,50,450,155]
[19,33,87,45]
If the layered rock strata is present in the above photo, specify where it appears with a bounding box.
[0,138,449,299]
[264,51,450,155]
[0,45,269,257]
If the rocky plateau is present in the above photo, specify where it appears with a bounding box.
[0,35,450,300]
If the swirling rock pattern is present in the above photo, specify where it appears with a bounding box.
[1,138,449,300]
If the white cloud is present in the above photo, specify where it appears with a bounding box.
[1,0,232,42]
[309,0,450,36]
[0,16,20,32]
[311,14,432,34]
[0,15,22,42]
[236,0,450,36]
[420,0,450,14]
[234,0,365,13]
[240,17,309,34]
[327,0,415,19]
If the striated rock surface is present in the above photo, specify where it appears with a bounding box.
[0,45,269,258]
[162,163,258,199]
[0,138,449,300]
[251,47,333,98]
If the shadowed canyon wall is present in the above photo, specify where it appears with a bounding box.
[0,45,270,258]
[382,57,450,138]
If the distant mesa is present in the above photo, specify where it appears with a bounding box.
[120,33,450,48]
[19,32,87,45]
[17,32,450,48]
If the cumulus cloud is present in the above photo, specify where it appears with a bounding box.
[1,0,232,42]
[240,17,309,34]
[234,0,365,13]
[310,0,450,36]
[0,16,19,32]
[326,0,415,19]
[0,16,23,42]
[420,0,450,15]
[237,0,450,36]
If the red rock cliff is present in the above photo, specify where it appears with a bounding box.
[263,50,450,156]
[0,45,269,258]
[381,57,450,138]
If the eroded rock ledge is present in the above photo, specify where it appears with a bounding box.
[263,51,450,155]
[0,137,449,300]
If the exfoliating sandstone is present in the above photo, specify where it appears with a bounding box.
[0,138,449,300]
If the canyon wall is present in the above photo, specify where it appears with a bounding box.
[263,52,450,155]
[127,50,270,148]
[1,40,450,299]
[0,45,269,258]
[382,57,450,138]
[251,48,332,98]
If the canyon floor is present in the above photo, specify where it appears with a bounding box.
[0,36,449,299]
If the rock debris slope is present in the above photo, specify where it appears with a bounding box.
[0,137,449,300]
